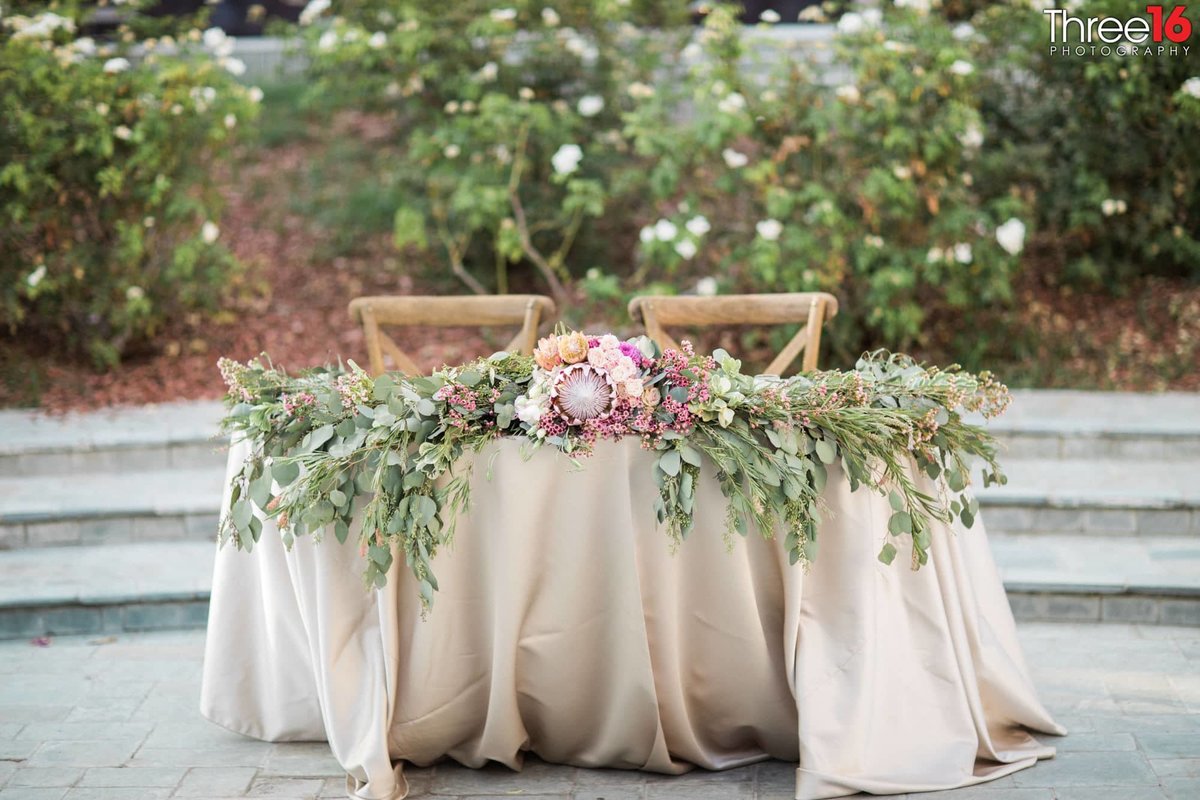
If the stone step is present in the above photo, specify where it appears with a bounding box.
[976,458,1200,536]
[985,389,1200,461]
[0,468,225,548]
[0,535,1195,639]
[0,400,227,477]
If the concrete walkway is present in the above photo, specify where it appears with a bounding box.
[0,623,1197,799]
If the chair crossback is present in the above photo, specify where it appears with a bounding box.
[627,292,839,375]
[348,295,556,376]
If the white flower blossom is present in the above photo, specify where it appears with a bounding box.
[760,9,781,23]
[864,235,884,248]
[565,35,598,63]
[949,59,975,76]
[626,82,655,99]
[221,57,246,76]
[201,221,220,244]
[927,247,944,263]
[835,84,860,103]
[95,102,110,116]
[654,219,678,241]
[952,22,976,40]
[722,148,749,168]
[317,30,338,51]
[695,276,718,296]
[685,216,711,237]
[519,86,535,100]
[953,242,973,263]
[837,12,864,33]
[298,0,330,25]
[444,100,460,114]
[1181,77,1200,99]
[1101,198,1127,216]
[995,218,1026,255]
[639,225,655,244]
[490,8,517,22]
[717,92,746,114]
[756,219,783,241]
[103,57,130,74]
[674,239,698,259]
[368,31,387,49]
[443,144,461,158]
[862,8,883,25]
[114,125,133,140]
[541,7,560,26]
[893,0,931,13]
[577,95,604,117]
[248,86,264,103]
[893,164,912,180]
[958,124,984,149]
[126,286,145,301]
[224,113,237,129]
[203,27,233,57]
[551,143,583,175]
[73,37,95,55]
[477,61,499,82]
[27,265,46,288]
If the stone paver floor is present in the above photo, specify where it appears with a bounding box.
[0,623,1197,800]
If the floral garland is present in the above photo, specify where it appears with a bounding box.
[217,331,1010,608]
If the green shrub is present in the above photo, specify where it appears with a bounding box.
[972,0,1200,287]
[1,12,259,366]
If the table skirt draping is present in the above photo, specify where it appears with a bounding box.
[200,437,1064,800]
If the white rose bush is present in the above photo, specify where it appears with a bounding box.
[1,6,259,367]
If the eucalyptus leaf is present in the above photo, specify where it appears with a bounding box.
[888,511,912,535]
[659,449,682,477]
[878,542,898,565]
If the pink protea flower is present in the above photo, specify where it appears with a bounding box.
[534,336,562,371]
[551,363,616,423]
[557,331,590,364]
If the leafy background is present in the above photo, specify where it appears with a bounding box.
[2,0,1198,408]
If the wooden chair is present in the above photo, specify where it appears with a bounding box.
[348,295,556,376]
[627,292,839,374]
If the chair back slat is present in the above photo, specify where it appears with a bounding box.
[628,292,839,375]
[349,295,556,376]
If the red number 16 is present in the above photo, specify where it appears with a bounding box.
[1146,4,1193,43]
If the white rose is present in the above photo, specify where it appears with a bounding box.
[654,219,678,241]
[695,276,718,296]
[248,86,264,103]
[224,114,237,129]
[756,219,783,241]
[541,7,560,26]
[685,216,710,237]
[958,124,984,149]
[317,30,338,51]
[949,60,974,76]
[368,31,387,49]
[674,239,698,260]
[639,225,655,244]
[622,378,644,399]
[114,125,133,140]
[103,57,130,74]
[953,243,973,264]
[298,0,330,25]
[995,218,1026,256]
[577,95,604,117]
[836,12,864,33]
[551,144,583,175]
[722,148,749,168]
[221,57,246,76]
[201,221,220,244]
[760,9,781,23]
[717,92,746,114]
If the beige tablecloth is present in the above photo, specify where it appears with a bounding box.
[201,437,1064,800]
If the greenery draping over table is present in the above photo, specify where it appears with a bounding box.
[218,332,1010,608]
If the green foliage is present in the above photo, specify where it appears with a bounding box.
[971,0,1200,287]
[0,11,259,366]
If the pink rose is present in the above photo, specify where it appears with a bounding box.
[622,377,644,398]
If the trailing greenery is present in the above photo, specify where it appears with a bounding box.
[217,338,1010,609]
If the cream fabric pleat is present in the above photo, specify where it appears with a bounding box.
[201,438,1064,800]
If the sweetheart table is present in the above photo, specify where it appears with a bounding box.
[200,434,1064,800]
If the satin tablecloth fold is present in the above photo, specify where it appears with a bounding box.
[201,438,1064,800]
